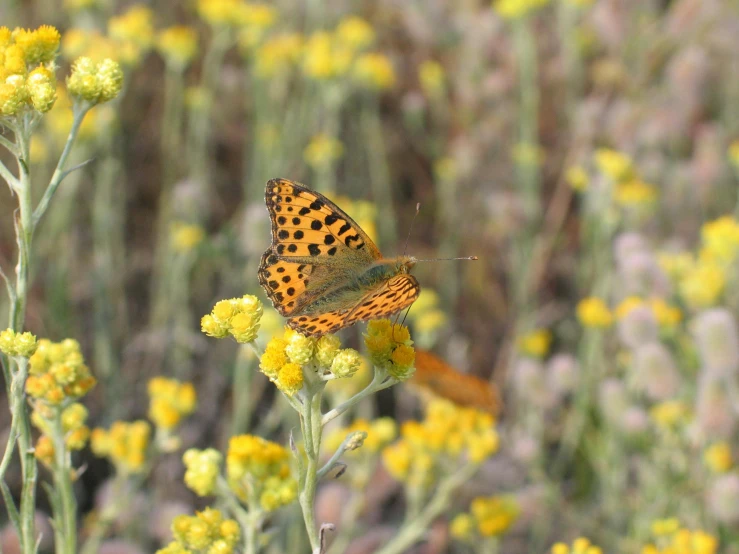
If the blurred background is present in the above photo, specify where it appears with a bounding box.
[2,0,739,552]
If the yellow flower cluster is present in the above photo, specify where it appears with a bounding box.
[226,434,297,511]
[183,448,223,497]
[324,417,397,458]
[382,399,499,487]
[157,26,199,69]
[364,319,416,381]
[566,165,589,192]
[641,520,718,554]
[157,508,241,554]
[0,328,38,358]
[33,402,91,466]
[353,52,396,90]
[494,0,550,20]
[518,328,552,358]
[91,420,150,474]
[171,222,206,253]
[703,442,733,473]
[0,26,59,116]
[577,297,613,328]
[148,377,197,431]
[201,295,263,343]
[66,57,123,105]
[551,537,603,554]
[593,148,657,208]
[197,0,276,31]
[25,338,96,406]
[304,134,344,170]
[418,60,445,98]
[701,216,739,265]
[253,32,303,77]
[407,289,448,338]
[615,297,682,328]
[451,496,520,541]
[260,329,361,395]
[650,400,691,430]
[108,4,154,62]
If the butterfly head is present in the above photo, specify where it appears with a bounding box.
[397,256,417,274]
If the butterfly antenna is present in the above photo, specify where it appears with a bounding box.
[414,256,479,262]
[402,203,421,257]
[391,304,413,342]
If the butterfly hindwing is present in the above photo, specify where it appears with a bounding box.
[287,310,347,336]
[344,274,420,326]
[265,179,381,264]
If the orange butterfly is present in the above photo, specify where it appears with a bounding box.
[258,179,420,336]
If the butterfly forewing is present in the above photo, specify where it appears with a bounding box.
[257,251,314,316]
[265,179,381,264]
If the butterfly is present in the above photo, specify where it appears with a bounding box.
[411,350,501,415]
[258,178,420,337]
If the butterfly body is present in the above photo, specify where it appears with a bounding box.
[258,179,420,336]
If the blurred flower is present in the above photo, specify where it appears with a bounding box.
[353,52,396,90]
[696,373,735,439]
[226,434,296,510]
[91,420,150,475]
[551,537,602,554]
[253,33,303,77]
[703,442,733,473]
[678,258,724,309]
[364,319,415,381]
[201,295,263,343]
[632,342,680,401]
[641,523,718,554]
[26,338,95,405]
[419,60,445,98]
[158,508,240,554]
[614,179,658,207]
[183,448,222,496]
[706,473,739,524]
[700,216,739,264]
[148,377,197,432]
[617,304,658,349]
[458,495,520,538]
[324,417,397,458]
[692,308,739,377]
[729,140,739,169]
[170,222,205,253]
[237,3,278,50]
[494,0,550,20]
[196,0,245,27]
[512,142,545,167]
[335,16,375,50]
[565,165,589,191]
[156,26,199,69]
[107,5,154,65]
[0,329,38,358]
[577,297,613,328]
[546,353,579,396]
[302,31,352,80]
[650,400,691,431]
[594,148,633,182]
[304,134,344,170]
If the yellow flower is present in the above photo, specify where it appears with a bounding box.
[302,31,352,80]
[577,297,613,328]
[419,60,445,98]
[12,25,61,65]
[494,0,550,19]
[183,448,222,496]
[450,513,473,540]
[648,298,682,327]
[517,329,552,358]
[157,26,199,68]
[470,495,520,537]
[651,518,680,536]
[335,16,375,50]
[614,179,657,207]
[202,295,263,343]
[27,338,95,403]
[253,33,303,77]
[162,508,240,554]
[565,165,589,191]
[108,5,154,53]
[704,442,733,473]
[276,362,304,396]
[66,57,124,104]
[148,377,197,431]
[679,258,725,309]
[353,52,396,90]
[304,134,344,170]
[35,435,55,465]
[365,319,415,380]
[171,222,205,252]
[0,329,38,357]
[594,148,633,182]
[650,400,690,430]
[551,537,602,554]
[92,420,151,474]
[700,216,739,265]
[259,337,289,379]
[642,522,718,554]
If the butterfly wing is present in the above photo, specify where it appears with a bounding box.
[259,178,385,318]
[285,274,420,336]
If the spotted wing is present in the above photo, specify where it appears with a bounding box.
[343,274,420,327]
[264,178,381,265]
[258,250,317,316]
[286,310,348,336]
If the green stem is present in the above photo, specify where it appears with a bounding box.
[376,462,479,554]
[297,380,325,551]
[50,412,77,554]
[321,368,396,427]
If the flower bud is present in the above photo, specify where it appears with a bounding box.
[285,333,315,365]
[696,373,735,439]
[330,348,361,379]
[618,305,658,349]
[276,362,304,396]
[632,342,680,401]
[693,309,739,377]
[546,353,579,396]
[315,334,341,367]
[27,66,56,112]
[706,473,739,524]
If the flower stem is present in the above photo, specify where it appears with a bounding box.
[50,413,77,554]
[321,368,396,427]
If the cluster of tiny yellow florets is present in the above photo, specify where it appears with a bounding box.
[324,417,397,458]
[382,399,499,488]
[226,434,297,511]
[450,495,520,541]
[259,328,362,396]
[0,328,38,358]
[25,338,96,406]
[156,507,241,554]
[91,420,151,475]
[201,295,263,344]
[364,319,416,381]
[33,402,91,468]
[551,537,603,554]
[0,25,60,116]
[156,26,199,69]
[66,56,123,105]
[641,519,718,554]
[148,377,197,432]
